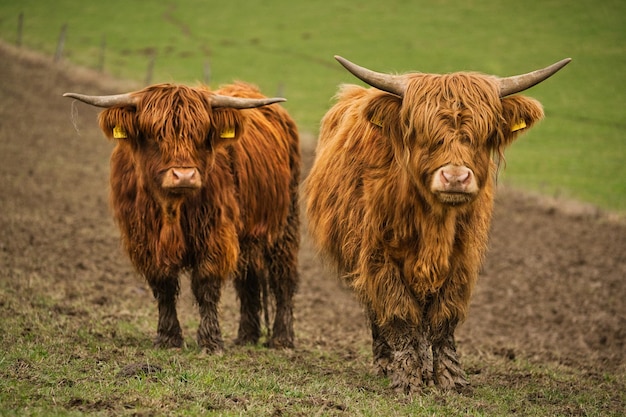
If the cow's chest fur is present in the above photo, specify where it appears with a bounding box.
[113,176,240,279]
[388,208,460,297]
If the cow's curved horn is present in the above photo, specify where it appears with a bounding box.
[335,55,407,97]
[498,58,571,97]
[210,94,286,109]
[63,92,138,108]
[64,91,285,109]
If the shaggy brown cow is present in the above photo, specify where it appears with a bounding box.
[305,56,570,393]
[64,82,300,352]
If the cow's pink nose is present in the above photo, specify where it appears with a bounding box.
[172,168,196,182]
[441,167,472,186]
[163,167,201,189]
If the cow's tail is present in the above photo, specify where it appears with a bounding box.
[261,274,271,340]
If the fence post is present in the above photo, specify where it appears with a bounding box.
[17,12,23,47]
[54,23,67,62]
[276,82,285,98]
[98,35,106,72]
[145,54,155,85]
[203,59,211,85]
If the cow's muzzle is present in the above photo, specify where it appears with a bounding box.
[431,165,478,204]
[162,167,202,191]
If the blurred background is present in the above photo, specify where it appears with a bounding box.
[1,0,624,212]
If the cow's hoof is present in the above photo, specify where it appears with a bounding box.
[267,336,294,349]
[389,372,424,396]
[387,349,426,395]
[197,336,224,354]
[373,356,391,376]
[435,369,469,391]
[153,333,183,349]
[234,333,260,347]
[434,348,468,391]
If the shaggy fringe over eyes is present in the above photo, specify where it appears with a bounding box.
[100,84,249,166]
[399,73,544,176]
[401,73,502,147]
[137,84,212,144]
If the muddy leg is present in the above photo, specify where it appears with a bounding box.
[367,307,392,376]
[427,275,472,390]
[149,277,183,348]
[267,266,297,349]
[381,319,429,395]
[266,203,299,349]
[233,254,262,346]
[191,271,224,353]
[431,321,468,390]
[417,328,435,387]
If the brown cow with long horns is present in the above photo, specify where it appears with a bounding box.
[65,82,300,352]
[305,56,570,393]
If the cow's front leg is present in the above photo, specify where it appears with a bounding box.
[432,329,467,390]
[191,271,224,353]
[367,306,392,376]
[429,292,469,390]
[149,277,183,348]
[428,281,471,390]
[381,319,429,395]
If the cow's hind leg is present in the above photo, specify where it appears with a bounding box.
[233,246,262,346]
[191,271,224,353]
[266,224,299,348]
[149,277,183,348]
[266,252,298,349]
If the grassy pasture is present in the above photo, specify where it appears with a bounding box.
[1,271,624,416]
[0,0,624,211]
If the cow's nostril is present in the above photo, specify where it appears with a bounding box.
[164,167,201,189]
[172,168,196,181]
[172,168,195,181]
[441,167,472,185]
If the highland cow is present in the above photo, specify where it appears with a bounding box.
[305,56,570,393]
[65,82,300,352]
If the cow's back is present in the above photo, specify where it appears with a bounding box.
[305,85,398,273]
[216,83,300,243]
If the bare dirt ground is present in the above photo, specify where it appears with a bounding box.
[1,40,624,396]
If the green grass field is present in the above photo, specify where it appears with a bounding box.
[1,0,624,211]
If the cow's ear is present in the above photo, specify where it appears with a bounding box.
[363,91,402,137]
[209,108,246,148]
[496,95,545,150]
[98,107,139,141]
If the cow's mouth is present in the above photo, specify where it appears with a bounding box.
[436,191,475,205]
[163,184,201,194]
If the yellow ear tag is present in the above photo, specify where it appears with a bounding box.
[220,127,236,139]
[113,125,128,139]
[511,120,527,132]
[370,117,383,128]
